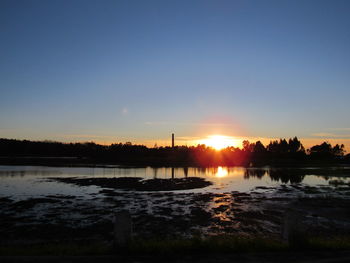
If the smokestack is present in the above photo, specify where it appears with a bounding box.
[172,133,175,148]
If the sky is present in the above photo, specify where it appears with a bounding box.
[1,0,350,149]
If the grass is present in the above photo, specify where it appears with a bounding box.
[308,236,350,250]
[1,236,350,256]
[128,236,287,255]
[0,242,111,256]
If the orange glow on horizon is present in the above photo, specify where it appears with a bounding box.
[199,135,241,150]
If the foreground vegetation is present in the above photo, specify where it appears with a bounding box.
[1,236,350,256]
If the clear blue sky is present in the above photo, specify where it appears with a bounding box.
[1,0,350,147]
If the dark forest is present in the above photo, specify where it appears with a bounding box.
[0,137,348,167]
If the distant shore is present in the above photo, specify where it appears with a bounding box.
[0,138,349,167]
[0,156,349,168]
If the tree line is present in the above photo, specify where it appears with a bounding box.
[0,137,348,167]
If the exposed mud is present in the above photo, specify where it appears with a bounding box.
[1,182,350,245]
[49,177,212,191]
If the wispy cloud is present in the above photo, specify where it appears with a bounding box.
[311,133,350,138]
[328,128,350,131]
[144,121,235,126]
[55,134,117,140]
[176,136,202,140]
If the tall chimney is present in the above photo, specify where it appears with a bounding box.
[172,133,175,148]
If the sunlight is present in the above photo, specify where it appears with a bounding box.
[200,135,240,150]
[216,166,228,178]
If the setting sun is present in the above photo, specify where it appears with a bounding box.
[199,135,240,150]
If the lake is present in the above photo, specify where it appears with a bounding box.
[1,165,350,242]
[1,165,350,199]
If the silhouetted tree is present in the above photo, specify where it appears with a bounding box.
[288,137,305,153]
[310,142,332,154]
[309,142,345,160]
[0,137,347,166]
[253,141,266,153]
[332,144,345,156]
[242,140,254,152]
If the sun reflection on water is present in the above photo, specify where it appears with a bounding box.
[212,194,233,222]
[216,166,228,178]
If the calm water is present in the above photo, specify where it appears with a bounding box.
[0,165,350,200]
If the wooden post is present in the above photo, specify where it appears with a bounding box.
[114,210,132,249]
[172,133,175,148]
[282,208,308,247]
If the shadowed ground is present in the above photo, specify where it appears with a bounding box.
[2,251,350,263]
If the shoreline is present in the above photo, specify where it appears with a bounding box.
[0,156,349,168]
